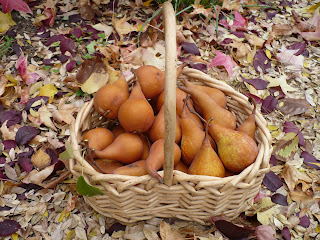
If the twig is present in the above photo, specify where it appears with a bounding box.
[43,170,71,189]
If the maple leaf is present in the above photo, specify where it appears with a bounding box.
[0,0,32,14]
[300,7,320,41]
[265,75,297,95]
[232,11,248,31]
[15,55,40,85]
[209,50,237,76]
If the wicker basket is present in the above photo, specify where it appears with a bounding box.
[69,2,272,225]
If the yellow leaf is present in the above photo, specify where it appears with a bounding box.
[81,71,109,94]
[307,3,320,13]
[38,84,58,103]
[302,73,310,77]
[112,15,137,39]
[11,233,18,240]
[108,70,120,84]
[265,74,297,95]
[58,209,66,222]
[30,108,39,117]
[43,209,48,218]
[304,62,308,68]
[0,12,16,33]
[316,224,320,233]
[66,230,76,240]
[111,231,125,238]
[5,75,17,84]
[265,49,272,59]
[267,125,278,131]
[255,197,280,225]
[143,0,153,7]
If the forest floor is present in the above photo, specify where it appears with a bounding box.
[0,0,320,239]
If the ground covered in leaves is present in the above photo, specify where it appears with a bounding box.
[0,0,320,239]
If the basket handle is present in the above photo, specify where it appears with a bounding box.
[163,1,177,186]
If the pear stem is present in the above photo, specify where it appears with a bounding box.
[83,139,104,173]
[185,97,207,124]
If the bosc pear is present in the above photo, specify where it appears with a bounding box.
[188,120,225,177]
[236,98,256,140]
[179,79,236,130]
[180,98,216,165]
[94,133,144,164]
[209,121,258,173]
[94,74,129,119]
[118,82,154,132]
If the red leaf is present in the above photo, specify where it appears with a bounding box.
[214,220,255,239]
[0,0,32,14]
[209,50,237,76]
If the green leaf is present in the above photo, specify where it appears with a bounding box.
[59,141,74,160]
[86,41,97,54]
[75,89,85,97]
[76,176,104,197]
[275,132,299,159]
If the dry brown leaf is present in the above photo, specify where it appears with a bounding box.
[222,0,241,11]
[0,75,8,97]
[22,164,55,186]
[112,15,137,41]
[281,163,299,192]
[289,190,318,205]
[277,98,311,116]
[31,148,51,169]
[245,33,265,48]
[272,25,293,36]
[229,40,252,58]
[160,221,184,240]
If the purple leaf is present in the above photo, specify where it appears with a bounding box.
[241,76,269,90]
[220,38,233,45]
[287,43,306,56]
[106,222,126,235]
[0,219,21,237]
[214,220,255,239]
[265,11,278,20]
[15,126,40,145]
[46,34,65,46]
[66,60,77,72]
[20,183,42,192]
[269,155,278,166]
[261,95,278,114]
[59,54,69,63]
[69,14,83,23]
[36,30,51,38]
[60,37,76,56]
[301,151,320,170]
[110,0,119,12]
[24,96,49,111]
[46,148,59,165]
[2,140,16,150]
[244,93,263,104]
[189,63,207,72]
[43,59,54,66]
[0,110,22,127]
[0,206,11,211]
[298,214,310,228]
[271,193,288,206]
[263,171,283,192]
[253,49,271,73]
[282,227,291,240]
[17,148,34,159]
[231,31,245,38]
[0,157,5,164]
[70,28,82,38]
[181,42,201,56]
[18,157,33,173]
[269,86,286,98]
[283,121,305,146]
[280,0,294,7]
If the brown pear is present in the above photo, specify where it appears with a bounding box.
[179,79,236,130]
[82,128,114,151]
[209,122,258,173]
[94,74,129,119]
[236,99,256,140]
[94,159,123,174]
[135,65,165,99]
[174,161,189,174]
[139,133,150,160]
[188,121,225,177]
[193,85,227,111]
[180,99,216,165]
[94,133,143,164]
[112,125,126,138]
[112,160,148,176]
[157,87,204,130]
[118,82,154,132]
[148,105,182,143]
[145,139,181,182]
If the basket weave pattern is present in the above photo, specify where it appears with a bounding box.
[69,66,272,224]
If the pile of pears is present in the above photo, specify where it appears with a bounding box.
[82,64,259,181]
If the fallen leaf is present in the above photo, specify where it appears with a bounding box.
[181,42,201,56]
[22,164,55,186]
[0,110,22,127]
[301,151,320,170]
[59,141,74,160]
[278,97,311,116]
[277,47,304,72]
[31,148,51,169]
[15,55,40,85]
[271,193,288,206]
[274,132,299,159]
[38,84,58,103]
[112,15,137,41]
[222,0,241,11]
[92,23,113,39]
[261,95,278,114]
[160,221,184,240]
[245,33,265,47]
[253,49,271,73]
[241,76,269,90]
[271,24,293,36]
[0,11,16,33]
[229,40,252,58]
[265,75,297,95]
[0,219,21,237]
[209,50,237,76]
[213,220,255,239]
[281,227,291,240]
[255,225,276,240]
[283,121,305,146]
[0,0,32,13]
[15,126,40,145]
[38,105,57,130]
[255,197,280,225]
[263,171,283,192]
